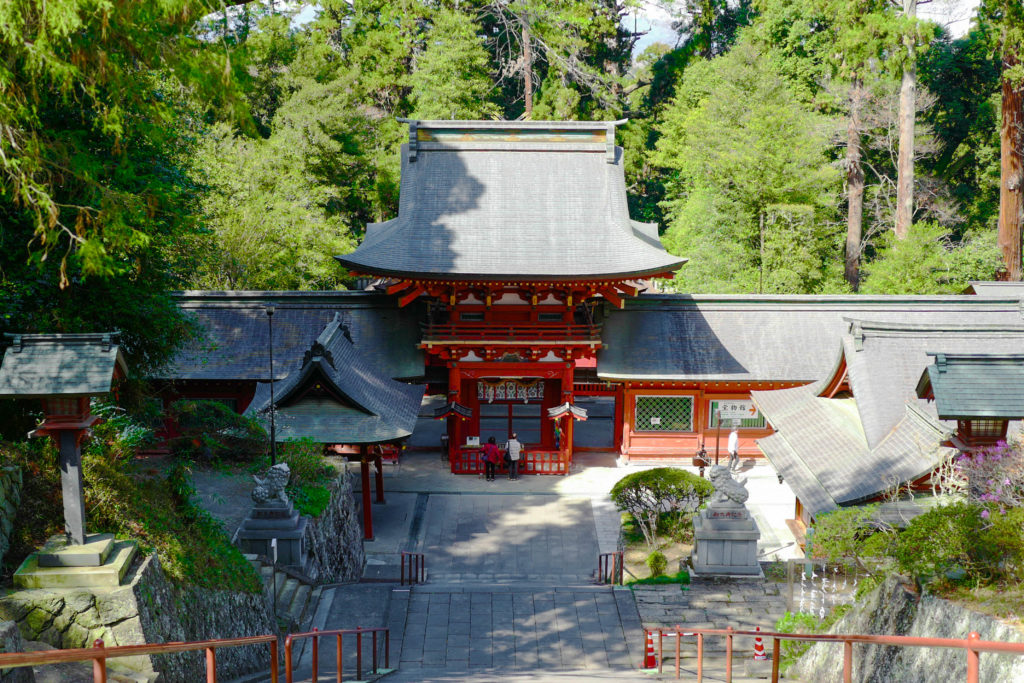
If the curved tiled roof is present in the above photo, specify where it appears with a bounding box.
[247,314,424,443]
[162,291,424,381]
[335,120,686,281]
[598,294,1024,382]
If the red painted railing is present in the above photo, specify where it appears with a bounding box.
[598,551,624,585]
[644,626,1024,682]
[285,626,390,683]
[450,448,570,475]
[421,322,602,342]
[401,551,425,585]
[0,635,278,683]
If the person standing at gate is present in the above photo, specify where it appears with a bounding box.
[482,436,500,481]
[727,428,740,471]
[505,432,523,481]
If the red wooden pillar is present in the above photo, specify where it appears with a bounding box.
[359,444,373,541]
[561,363,574,460]
[374,453,385,504]
[448,362,462,467]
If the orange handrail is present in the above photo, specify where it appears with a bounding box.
[284,626,389,683]
[644,626,1024,682]
[0,634,279,683]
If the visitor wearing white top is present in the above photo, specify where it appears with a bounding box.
[727,428,740,471]
[504,433,523,481]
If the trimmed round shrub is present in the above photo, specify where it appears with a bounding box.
[646,550,668,578]
[611,468,714,548]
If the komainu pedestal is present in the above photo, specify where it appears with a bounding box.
[236,464,308,570]
[691,466,761,576]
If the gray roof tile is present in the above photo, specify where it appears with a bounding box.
[598,294,1024,382]
[247,315,423,443]
[917,354,1024,419]
[336,120,686,281]
[162,291,424,381]
[0,333,127,398]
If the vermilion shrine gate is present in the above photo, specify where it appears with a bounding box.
[335,119,686,473]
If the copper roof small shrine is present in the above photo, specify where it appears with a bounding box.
[246,314,424,539]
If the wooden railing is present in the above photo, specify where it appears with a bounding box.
[401,551,425,585]
[598,551,624,585]
[421,322,601,341]
[0,635,278,683]
[450,448,570,475]
[644,626,1024,683]
[285,626,390,683]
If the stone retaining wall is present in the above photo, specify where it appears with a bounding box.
[302,471,364,583]
[790,574,1024,682]
[0,466,22,569]
[0,620,33,682]
[0,554,276,682]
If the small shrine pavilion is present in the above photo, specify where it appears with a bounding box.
[245,314,423,539]
[335,119,686,472]
[915,353,1024,449]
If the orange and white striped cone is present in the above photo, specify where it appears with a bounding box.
[643,630,657,669]
[753,626,768,660]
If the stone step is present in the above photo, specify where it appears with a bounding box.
[289,584,312,625]
[425,573,597,585]
[273,570,289,604]
[278,578,300,617]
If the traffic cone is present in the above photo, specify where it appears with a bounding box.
[752,626,768,660]
[643,630,657,669]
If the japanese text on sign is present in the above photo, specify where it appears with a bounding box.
[715,400,759,421]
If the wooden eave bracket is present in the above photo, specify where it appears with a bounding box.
[598,287,625,309]
[398,285,426,308]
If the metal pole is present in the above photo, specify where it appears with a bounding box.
[697,633,704,683]
[843,640,853,683]
[725,626,733,683]
[967,632,980,683]
[771,638,780,683]
[266,305,277,467]
[205,646,217,683]
[92,639,107,683]
[312,627,319,683]
[270,639,279,683]
[714,410,722,465]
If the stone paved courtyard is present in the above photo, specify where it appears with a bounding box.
[239,449,801,682]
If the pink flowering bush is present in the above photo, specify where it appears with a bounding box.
[953,441,1024,514]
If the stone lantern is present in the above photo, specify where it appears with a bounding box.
[0,333,137,587]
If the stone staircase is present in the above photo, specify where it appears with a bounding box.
[243,554,319,633]
[424,572,598,586]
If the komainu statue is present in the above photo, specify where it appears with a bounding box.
[708,465,749,505]
[252,462,291,505]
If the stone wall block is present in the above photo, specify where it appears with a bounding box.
[0,466,22,568]
[790,574,1024,683]
[0,553,275,683]
[0,620,34,683]
[302,471,365,584]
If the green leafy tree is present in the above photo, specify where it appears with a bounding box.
[860,222,1003,294]
[411,9,500,119]
[654,38,843,293]
[0,0,245,281]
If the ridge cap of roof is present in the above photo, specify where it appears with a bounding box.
[842,318,1024,334]
[397,118,628,130]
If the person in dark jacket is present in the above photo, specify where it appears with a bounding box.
[482,436,500,481]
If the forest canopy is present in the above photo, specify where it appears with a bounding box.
[0,0,1022,368]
